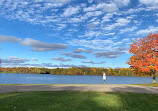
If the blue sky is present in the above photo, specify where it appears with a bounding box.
[0,0,158,68]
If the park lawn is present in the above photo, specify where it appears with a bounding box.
[0,92,158,111]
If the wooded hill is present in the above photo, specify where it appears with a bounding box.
[0,67,157,77]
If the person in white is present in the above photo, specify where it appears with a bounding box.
[103,72,106,84]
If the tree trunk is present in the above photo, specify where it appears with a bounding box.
[152,70,156,83]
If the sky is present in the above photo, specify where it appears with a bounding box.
[0,0,158,68]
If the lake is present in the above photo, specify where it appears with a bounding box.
[0,73,155,84]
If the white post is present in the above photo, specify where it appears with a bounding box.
[103,72,106,84]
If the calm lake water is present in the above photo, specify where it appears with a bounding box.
[0,73,155,84]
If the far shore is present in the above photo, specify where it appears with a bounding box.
[0,72,154,77]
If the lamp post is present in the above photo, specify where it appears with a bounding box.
[103,72,106,84]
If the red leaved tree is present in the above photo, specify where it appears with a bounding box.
[127,33,158,83]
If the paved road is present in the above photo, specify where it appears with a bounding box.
[0,84,158,94]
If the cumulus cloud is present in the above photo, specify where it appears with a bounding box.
[136,26,158,35]
[0,35,21,43]
[86,49,93,53]
[94,51,126,58]
[16,63,87,68]
[81,60,105,64]
[105,18,131,30]
[62,52,87,59]
[81,60,93,63]
[69,17,83,23]
[0,0,71,27]
[112,0,130,7]
[63,6,81,17]
[73,48,86,53]
[32,58,38,61]
[104,32,115,36]
[1,56,29,65]
[88,0,93,3]
[21,38,67,51]
[83,3,118,12]
[139,0,158,6]
[52,57,72,62]
[114,47,129,51]
[84,11,103,17]
[119,26,137,34]
[86,23,97,29]
[1,56,87,68]
[102,13,113,22]
[79,11,104,21]
[58,64,87,68]
[83,31,102,39]
[69,54,87,59]
[68,39,114,50]
[68,38,127,51]
[84,0,130,13]
[1,62,87,68]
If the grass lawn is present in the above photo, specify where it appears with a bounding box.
[0,91,158,111]
[136,83,158,87]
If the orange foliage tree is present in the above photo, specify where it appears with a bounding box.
[127,33,158,83]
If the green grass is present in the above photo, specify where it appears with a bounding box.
[135,83,158,87]
[0,91,158,111]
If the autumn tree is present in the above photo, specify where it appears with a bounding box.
[127,33,158,83]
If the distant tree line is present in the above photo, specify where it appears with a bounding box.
[0,67,157,77]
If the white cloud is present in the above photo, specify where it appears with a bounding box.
[119,26,137,34]
[9,56,28,62]
[86,49,93,53]
[2,56,29,65]
[88,0,93,3]
[102,13,113,22]
[112,0,130,7]
[0,35,21,43]
[81,60,105,64]
[139,0,158,6]
[68,38,127,51]
[68,39,114,50]
[123,7,144,14]
[21,38,67,51]
[104,32,115,36]
[112,41,123,46]
[62,52,87,59]
[73,48,86,53]
[83,3,118,12]
[69,18,82,23]
[105,18,131,30]
[81,11,104,20]
[35,0,71,7]
[122,38,130,42]
[52,57,72,62]
[63,6,81,17]
[0,0,71,26]
[83,31,102,39]
[136,26,158,35]
[32,58,38,61]
[95,51,126,58]
[84,0,130,13]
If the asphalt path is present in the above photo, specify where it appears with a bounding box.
[0,84,158,94]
